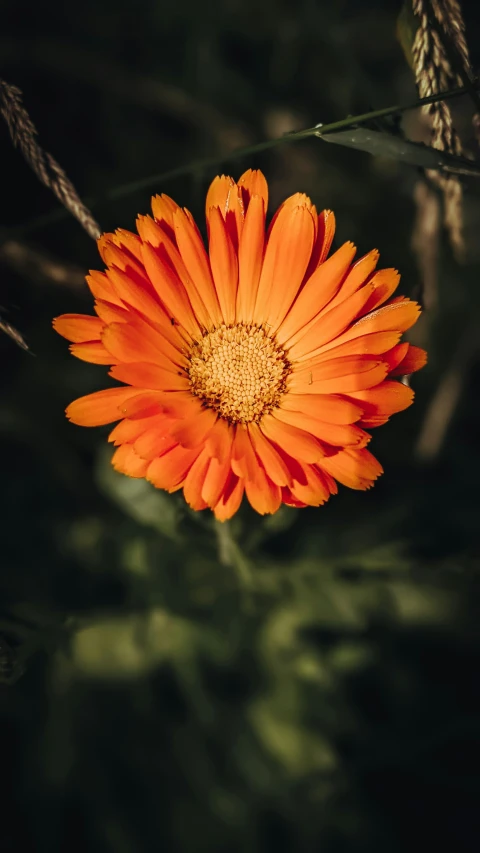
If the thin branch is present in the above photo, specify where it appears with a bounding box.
[2,81,477,242]
[0,79,101,240]
[289,83,476,138]
[105,83,480,202]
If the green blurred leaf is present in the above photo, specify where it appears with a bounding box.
[261,506,299,534]
[388,581,454,625]
[338,542,411,572]
[96,446,180,540]
[71,609,195,679]
[250,696,337,777]
[327,641,375,674]
[320,127,480,175]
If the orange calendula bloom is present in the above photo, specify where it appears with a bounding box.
[54,170,426,520]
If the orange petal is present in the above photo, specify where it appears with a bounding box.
[151,392,199,419]
[265,206,316,331]
[254,204,314,324]
[138,214,211,330]
[289,359,389,394]
[306,209,336,274]
[352,299,421,335]
[213,474,245,521]
[273,407,370,448]
[274,444,313,488]
[117,391,166,419]
[134,422,178,461]
[86,271,124,306]
[97,233,114,264]
[70,341,113,364]
[281,489,308,508]
[208,206,238,324]
[102,321,184,369]
[312,328,401,360]
[173,207,223,327]
[294,354,384,382]
[183,448,211,510]
[237,169,269,213]
[231,425,260,480]
[151,193,179,237]
[319,447,383,490]
[201,454,233,507]
[236,194,266,323]
[147,445,200,491]
[348,380,414,421]
[277,242,358,348]
[111,444,149,478]
[354,416,390,428]
[109,228,144,264]
[382,342,409,373]
[108,414,165,445]
[260,414,325,463]
[140,241,200,338]
[205,175,237,215]
[137,212,173,246]
[287,281,375,360]
[94,300,130,325]
[289,462,332,506]
[170,406,218,449]
[267,192,315,235]
[205,175,244,249]
[66,387,141,426]
[358,268,401,315]
[53,314,104,343]
[327,249,380,307]
[205,418,234,462]
[390,344,428,376]
[244,466,282,515]
[110,362,190,391]
[105,266,177,338]
[247,423,293,486]
[98,238,145,278]
[280,393,363,424]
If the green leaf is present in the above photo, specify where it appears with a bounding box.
[388,581,454,625]
[70,609,196,679]
[95,446,180,540]
[249,697,337,777]
[320,127,480,175]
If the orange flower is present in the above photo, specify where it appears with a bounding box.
[54,170,426,520]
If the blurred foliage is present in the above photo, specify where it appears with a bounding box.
[1,0,480,851]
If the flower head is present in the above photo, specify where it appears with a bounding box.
[54,170,426,520]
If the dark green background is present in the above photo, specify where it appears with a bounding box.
[1,0,480,850]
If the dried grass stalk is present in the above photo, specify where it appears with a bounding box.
[0,316,29,352]
[411,179,441,313]
[0,79,100,240]
[411,0,472,259]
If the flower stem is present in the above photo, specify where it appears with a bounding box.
[214,520,253,588]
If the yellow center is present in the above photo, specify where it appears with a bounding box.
[187,323,291,424]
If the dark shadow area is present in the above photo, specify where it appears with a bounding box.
[1,0,480,850]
